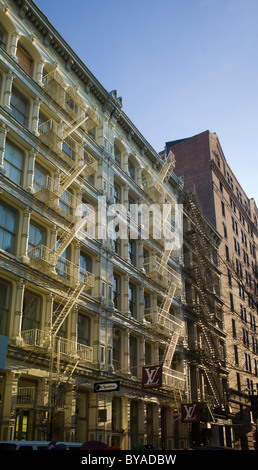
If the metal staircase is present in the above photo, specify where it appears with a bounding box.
[50,283,85,338]
[24,69,100,374]
[154,151,175,190]
[142,152,184,391]
[185,194,226,409]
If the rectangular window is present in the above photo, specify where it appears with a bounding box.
[232,319,236,338]
[129,282,137,317]
[145,342,152,365]
[128,160,135,181]
[114,183,121,204]
[242,329,249,347]
[78,313,90,346]
[28,222,46,251]
[10,86,29,126]
[80,252,92,273]
[16,46,33,76]
[59,189,73,215]
[113,275,121,310]
[0,202,17,254]
[22,291,41,331]
[129,239,136,266]
[234,345,239,365]
[221,201,225,217]
[236,372,241,391]
[65,95,78,116]
[33,163,49,190]
[114,232,121,256]
[0,24,7,50]
[254,359,258,376]
[4,141,24,185]
[62,136,76,160]
[56,245,71,281]
[112,397,122,432]
[228,269,232,287]
[113,328,121,371]
[130,335,138,376]
[114,145,121,166]
[0,280,9,335]
[230,292,234,312]
[245,352,252,372]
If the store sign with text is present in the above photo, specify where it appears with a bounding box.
[181,403,200,423]
[142,364,163,389]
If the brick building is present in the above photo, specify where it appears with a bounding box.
[163,130,258,449]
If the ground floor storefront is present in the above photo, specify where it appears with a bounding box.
[0,360,189,450]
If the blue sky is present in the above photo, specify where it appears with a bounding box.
[35,0,258,203]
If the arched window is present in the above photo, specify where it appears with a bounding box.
[114,139,126,169]
[16,43,33,76]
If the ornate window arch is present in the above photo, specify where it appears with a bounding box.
[114,138,126,168]
[16,36,42,79]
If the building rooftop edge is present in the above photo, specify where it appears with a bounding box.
[11,0,182,188]
[165,130,257,207]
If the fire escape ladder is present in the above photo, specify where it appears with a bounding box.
[50,283,85,337]
[51,213,91,263]
[204,367,222,409]
[154,151,175,190]
[158,246,174,274]
[42,69,100,133]
[61,114,89,139]
[186,195,226,408]
[160,278,182,367]
[163,331,180,369]
[161,283,178,316]
[57,162,87,195]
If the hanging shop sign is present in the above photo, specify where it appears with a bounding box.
[94,381,120,393]
[181,403,200,423]
[142,364,163,389]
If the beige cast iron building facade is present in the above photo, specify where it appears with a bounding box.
[0,0,188,449]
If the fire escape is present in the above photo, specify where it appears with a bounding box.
[184,193,228,416]
[22,68,99,368]
[143,151,185,397]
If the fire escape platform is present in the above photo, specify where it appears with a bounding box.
[20,328,93,363]
[27,244,94,289]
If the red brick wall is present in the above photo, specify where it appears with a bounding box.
[166,130,217,227]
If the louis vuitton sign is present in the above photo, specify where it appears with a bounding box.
[181,403,200,423]
[142,364,163,389]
